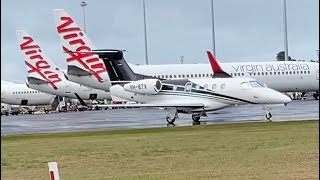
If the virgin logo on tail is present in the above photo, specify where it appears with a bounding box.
[20,36,62,90]
[57,16,107,83]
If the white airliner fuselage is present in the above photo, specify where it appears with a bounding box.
[1,83,55,106]
[131,61,319,92]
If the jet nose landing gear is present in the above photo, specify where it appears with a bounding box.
[166,117,176,127]
[265,107,272,122]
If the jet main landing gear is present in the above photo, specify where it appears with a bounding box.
[192,114,201,125]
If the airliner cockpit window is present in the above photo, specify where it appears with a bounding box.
[249,81,264,87]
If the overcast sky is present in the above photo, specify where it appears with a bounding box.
[1,0,319,82]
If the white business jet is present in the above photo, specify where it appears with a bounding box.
[85,50,292,126]
[16,30,111,103]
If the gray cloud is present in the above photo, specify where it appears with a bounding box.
[1,0,319,81]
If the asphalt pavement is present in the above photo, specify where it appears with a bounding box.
[1,100,319,135]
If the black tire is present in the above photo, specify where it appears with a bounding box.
[192,114,201,121]
[266,112,272,120]
[166,117,175,124]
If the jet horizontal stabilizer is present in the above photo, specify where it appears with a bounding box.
[67,65,92,76]
[27,77,49,84]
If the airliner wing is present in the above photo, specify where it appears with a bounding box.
[207,51,232,78]
[95,103,204,108]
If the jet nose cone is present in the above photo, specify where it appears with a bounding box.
[281,94,292,104]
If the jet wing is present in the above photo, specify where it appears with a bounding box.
[95,103,204,108]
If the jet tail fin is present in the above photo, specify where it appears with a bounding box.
[16,30,63,90]
[206,51,232,78]
[53,9,110,83]
[67,49,155,83]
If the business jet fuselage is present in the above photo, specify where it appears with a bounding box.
[1,83,55,106]
[131,61,319,92]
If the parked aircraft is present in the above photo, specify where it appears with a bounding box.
[16,30,111,102]
[1,81,56,106]
[52,9,318,98]
[86,50,292,126]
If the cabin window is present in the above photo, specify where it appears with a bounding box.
[178,75,181,78]
[174,75,176,78]
[238,73,241,76]
[261,72,264,75]
[300,71,303,74]
[289,71,292,74]
[187,74,189,78]
[253,73,256,76]
[182,74,185,78]
[165,75,168,78]
[286,71,288,74]
[195,74,197,78]
[297,71,299,74]
[202,74,205,77]
[307,71,310,74]
[282,72,284,75]
[230,73,233,76]
[257,72,260,75]
[304,71,307,74]
[242,73,244,76]
[191,74,193,78]
[212,84,217,90]
[199,74,201,78]
[206,74,209,77]
[265,72,268,75]
[234,73,236,76]
[293,71,295,74]
[274,72,276,75]
[220,84,225,89]
[169,75,172,78]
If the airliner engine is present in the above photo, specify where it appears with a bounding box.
[123,79,162,95]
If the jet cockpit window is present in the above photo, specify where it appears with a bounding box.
[240,82,250,88]
[249,81,264,88]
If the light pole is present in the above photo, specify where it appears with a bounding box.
[80,1,87,33]
[210,0,216,57]
[180,56,184,64]
[283,0,289,61]
[142,0,149,65]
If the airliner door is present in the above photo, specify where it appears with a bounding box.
[65,81,71,93]
[316,68,319,80]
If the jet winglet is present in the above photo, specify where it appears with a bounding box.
[206,51,232,78]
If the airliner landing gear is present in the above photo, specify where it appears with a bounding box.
[313,91,319,100]
[265,108,272,122]
[192,114,201,125]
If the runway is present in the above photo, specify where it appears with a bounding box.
[1,100,319,135]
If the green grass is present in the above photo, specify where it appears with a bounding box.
[1,120,319,180]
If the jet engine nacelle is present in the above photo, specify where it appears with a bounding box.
[123,79,162,95]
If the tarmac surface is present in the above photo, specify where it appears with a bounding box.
[1,100,319,135]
